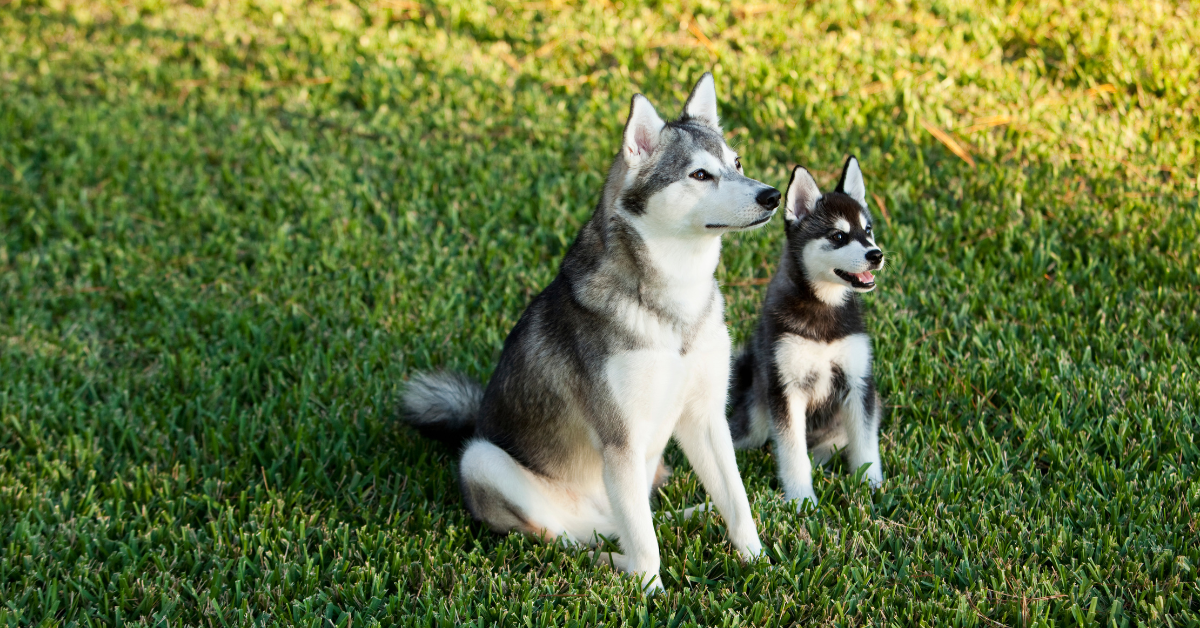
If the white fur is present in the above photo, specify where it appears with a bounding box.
[670,318,762,559]
[841,157,867,207]
[623,95,666,168]
[628,152,769,238]
[591,246,762,591]
[800,227,881,306]
[683,72,720,129]
[771,333,882,510]
[460,439,614,541]
[461,74,766,594]
[784,167,820,222]
[574,225,761,592]
[462,295,762,594]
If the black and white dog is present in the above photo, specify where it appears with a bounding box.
[403,74,780,592]
[728,157,885,509]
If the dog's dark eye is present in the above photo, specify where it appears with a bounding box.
[690,169,711,181]
[865,224,873,234]
[734,158,742,170]
[831,231,847,243]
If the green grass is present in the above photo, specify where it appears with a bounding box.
[2,0,1198,624]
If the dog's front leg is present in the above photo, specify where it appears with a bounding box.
[772,389,819,510]
[843,384,884,489]
[674,396,764,561]
[602,445,662,593]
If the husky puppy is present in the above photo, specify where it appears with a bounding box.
[402,74,780,592]
[728,157,885,509]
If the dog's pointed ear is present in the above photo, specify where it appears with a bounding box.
[835,155,867,208]
[682,72,720,129]
[785,166,821,223]
[623,94,666,167]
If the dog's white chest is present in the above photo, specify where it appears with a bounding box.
[602,312,727,454]
[773,333,872,400]
[604,350,688,436]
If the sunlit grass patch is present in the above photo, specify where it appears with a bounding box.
[1,0,1197,625]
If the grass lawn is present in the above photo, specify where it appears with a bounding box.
[2,0,1198,624]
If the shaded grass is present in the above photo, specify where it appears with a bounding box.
[1,0,1198,625]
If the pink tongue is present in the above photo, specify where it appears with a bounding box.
[854,271,875,283]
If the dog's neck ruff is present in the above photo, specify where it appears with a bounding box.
[565,212,722,341]
[631,223,722,322]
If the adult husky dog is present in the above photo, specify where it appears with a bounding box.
[402,74,779,592]
[728,157,885,510]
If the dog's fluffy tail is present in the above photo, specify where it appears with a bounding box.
[401,371,483,449]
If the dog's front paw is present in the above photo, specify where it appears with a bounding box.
[787,487,820,513]
[638,572,664,595]
[737,536,767,563]
[859,463,884,490]
[727,521,764,562]
[866,471,884,490]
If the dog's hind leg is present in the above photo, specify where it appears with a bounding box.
[458,439,572,541]
[460,438,619,545]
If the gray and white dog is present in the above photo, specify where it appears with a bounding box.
[402,74,779,592]
[728,157,885,509]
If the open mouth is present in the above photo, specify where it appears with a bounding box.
[706,211,775,230]
[834,268,877,289]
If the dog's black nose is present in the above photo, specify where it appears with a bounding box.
[866,249,884,264]
[756,188,781,210]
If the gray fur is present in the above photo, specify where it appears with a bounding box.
[401,74,773,590]
[620,122,728,216]
[401,371,483,446]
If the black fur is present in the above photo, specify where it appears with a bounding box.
[727,350,756,443]
[728,159,884,454]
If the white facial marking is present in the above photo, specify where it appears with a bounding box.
[801,234,877,304]
[834,218,851,233]
[631,149,773,240]
[690,152,726,180]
